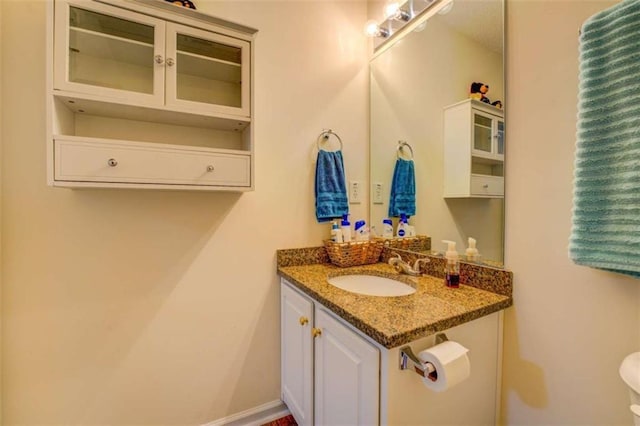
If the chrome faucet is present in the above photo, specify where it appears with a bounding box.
[388,252,430,276]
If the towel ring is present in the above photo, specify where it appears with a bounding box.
[317,129,343,152]
[397,140,414,160]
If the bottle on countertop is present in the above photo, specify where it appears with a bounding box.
[396,213,409,238]
[354,220,369,241]
[382,218,394,239]
[443,240,460,288]
[341,214,352,242]
[465,237,480,262]
[330,220,343,243]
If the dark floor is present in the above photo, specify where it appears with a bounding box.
[261,414,297,426]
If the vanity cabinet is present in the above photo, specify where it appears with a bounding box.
[47,0,256,191]
[280,281,380,426]
[443,99,504,198]
[281,277,503,425]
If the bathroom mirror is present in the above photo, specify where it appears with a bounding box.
[369,0,505,265]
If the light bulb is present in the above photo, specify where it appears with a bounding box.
[438,0,453,15]
[384,2,400,19]
[384,1,411,21]
[364,20,390,38]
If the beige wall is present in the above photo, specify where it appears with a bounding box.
[503,1,640,424]
[0,1,368,424]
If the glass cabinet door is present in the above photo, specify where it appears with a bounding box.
[472,113,493,154]
[496,119,505,155]
[54,0,165,105]
[165,23,251,117]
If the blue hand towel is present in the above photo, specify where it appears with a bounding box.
[315,150,348,223]
[388,158,416,218]
[570,0,640,278]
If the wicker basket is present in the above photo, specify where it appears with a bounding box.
[323,239,384,267]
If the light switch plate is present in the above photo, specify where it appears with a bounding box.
[349,180,362,204]
[373,182,383,204]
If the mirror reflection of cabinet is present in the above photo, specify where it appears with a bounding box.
[48,0,255,191]
[444,99,504,198]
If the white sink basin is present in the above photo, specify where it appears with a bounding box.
[327,275,416,297]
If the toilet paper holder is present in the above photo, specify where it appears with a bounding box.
[399,333,448,379]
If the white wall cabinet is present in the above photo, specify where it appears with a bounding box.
[280,281,380,426]
[47,0,256,191]
[443,99,504,198]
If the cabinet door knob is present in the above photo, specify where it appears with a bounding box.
[154,55,164,65]
[206,165,215,172]
[299,317,309,326]
[312,327,322,338]
[166,57,175,66]
[483,184,489,188]
[107,158,118,167]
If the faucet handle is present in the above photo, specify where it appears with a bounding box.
[413,257,430,274]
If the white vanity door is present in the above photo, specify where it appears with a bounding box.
[281,283,314,426]
[314,307,379,426]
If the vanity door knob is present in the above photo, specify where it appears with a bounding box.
[483,184,489,189]
[166,57,175,66]
[206,165,215,172]
[299,317,309,326]
[154,55,164,65]
[312,328,322,338]
[107,158,118,167]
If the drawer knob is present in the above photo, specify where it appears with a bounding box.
[299,317,309,326]
[206,165,215,172]
[483,184,489,188]
[154,55,164,65]
[166,57,175,67]
[312,327,322,338]
[107,158,118,167]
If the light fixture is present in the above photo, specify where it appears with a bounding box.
[364,20,390,38]
[365,0,453,44]
[384,2,411,22]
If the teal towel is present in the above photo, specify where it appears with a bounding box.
[388,158,416,217]
[570,0,640,278]
[315,150,348,223]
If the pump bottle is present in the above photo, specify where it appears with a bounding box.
[465,237,479,262]
[442,240,460,288]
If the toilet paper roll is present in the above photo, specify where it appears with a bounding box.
[417,340,470,392]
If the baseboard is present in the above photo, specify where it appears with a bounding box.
[202,399,290,426]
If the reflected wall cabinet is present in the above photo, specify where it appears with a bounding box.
[46,0,257,190]
[443,99,504,198]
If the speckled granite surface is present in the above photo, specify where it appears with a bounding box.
[277,248,513,349]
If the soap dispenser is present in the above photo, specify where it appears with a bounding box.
[465,237,480,262]
[442,240,460,288]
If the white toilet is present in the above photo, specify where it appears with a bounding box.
[620,352,640,426]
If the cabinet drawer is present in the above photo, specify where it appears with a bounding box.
[54,138,250,187]
[470,175,504,196]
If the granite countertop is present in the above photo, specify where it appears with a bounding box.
[277,260,512,349]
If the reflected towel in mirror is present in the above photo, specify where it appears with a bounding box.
[388,158,416,217]
[315,150,349,222]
